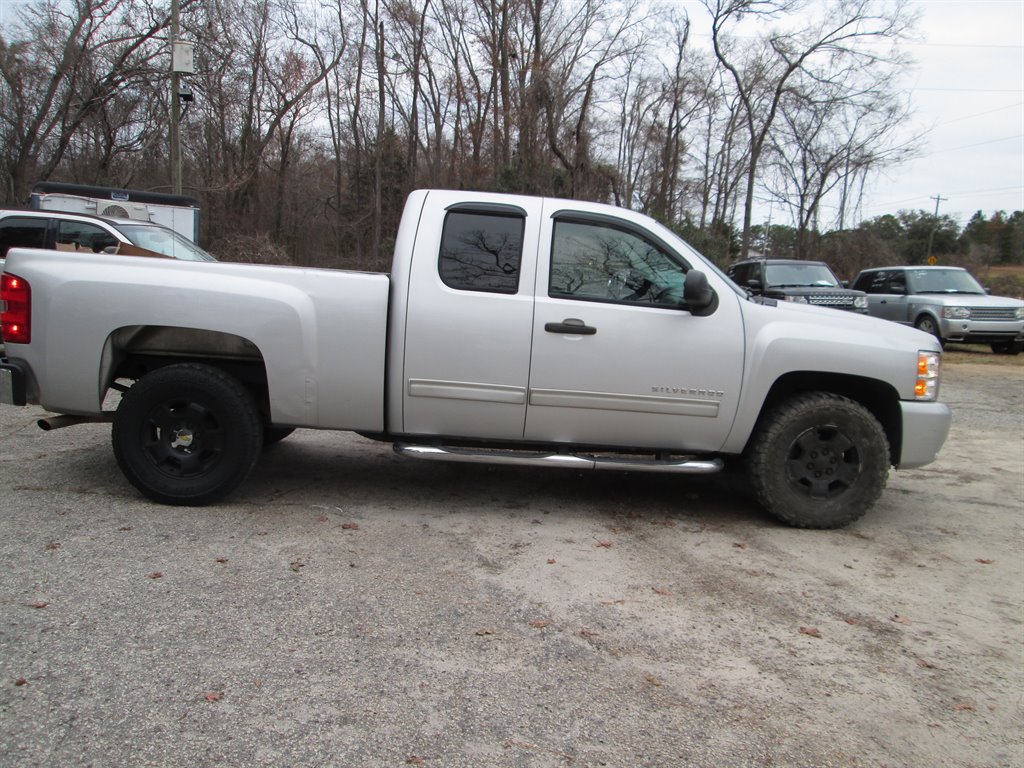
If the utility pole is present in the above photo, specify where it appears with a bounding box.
[169,0,194,195]
[925,194,947,264]
[170,0,180,195]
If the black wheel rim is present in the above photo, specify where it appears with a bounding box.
[786,425,861,498]
[140,398,225,478]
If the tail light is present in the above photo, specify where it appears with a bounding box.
[1,273,31,344]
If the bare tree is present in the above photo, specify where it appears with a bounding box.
[705,0,914,258]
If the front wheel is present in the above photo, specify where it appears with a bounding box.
[914,314,943,346]
[112,363,263,505]
[747,393,890,529]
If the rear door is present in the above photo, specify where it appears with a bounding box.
[400,194,543,440]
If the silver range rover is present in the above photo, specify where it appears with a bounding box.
[852,266,1024,354]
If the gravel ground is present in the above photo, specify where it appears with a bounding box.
[0,356,1021,767]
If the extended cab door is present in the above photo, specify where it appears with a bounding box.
[399,194,543,440]
[524,207,744,452]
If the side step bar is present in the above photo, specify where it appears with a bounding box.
[394,443,724,475]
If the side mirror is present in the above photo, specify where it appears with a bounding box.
[684,270,718,317]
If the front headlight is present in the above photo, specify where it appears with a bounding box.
[942,306,971,320]
[853,296,868,309]
[1015,307,1024,320]
[783,296,809,304]
[915,350,941,401]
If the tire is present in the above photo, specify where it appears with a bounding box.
[914,314,943,345]
[263,426,296,446]
[747,392,890,529]
[112,363,263,505]
[991,341,1023,355]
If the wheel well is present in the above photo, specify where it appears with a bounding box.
[757,371,902,465]
[103,325,271,418]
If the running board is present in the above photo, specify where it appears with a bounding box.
[393,443,724,475]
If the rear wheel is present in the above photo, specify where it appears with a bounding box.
[991,341,1023,355]
[747,393,890,529]
[112,363,263,505]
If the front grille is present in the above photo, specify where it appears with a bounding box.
[970,307,1019,321]
[808,294,855,307]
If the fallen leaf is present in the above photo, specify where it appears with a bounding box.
[890,614,912,625]
[215,557,228,564]
[23,602,48,609]
[118,526,133,532]
[843,616,860,626]
[799,626,822,638]
[475,628,495,636]
[652,587,672,596]
[579,629,597,638]
[916,658,939,669]
[644,673,662,686]
[406,758,425,766]
[953,702,975,712]
[342,523,360,530]
[45,540,61,550]
[976,558,994,565]
[203,691,223,702]
[15,678,28,686]
[147,572,163,580]
[595,540,613,549]
[289,560,305,572]
[546,558,556,565]
[732,542,747,549]
[529,620,549,629]
[317,515,329,523]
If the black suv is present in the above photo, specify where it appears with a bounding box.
[727,258,868,313]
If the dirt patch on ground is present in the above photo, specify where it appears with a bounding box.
[0,358,1020,766]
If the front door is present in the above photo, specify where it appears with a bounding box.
[524,209,744,452]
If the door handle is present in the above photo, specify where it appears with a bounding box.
[545,318,597,335]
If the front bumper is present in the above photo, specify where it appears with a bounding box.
[898,400,951,469]
[938,317,1024,344]
[0,359,28,406]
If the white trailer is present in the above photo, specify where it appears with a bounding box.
[30,182,201,243]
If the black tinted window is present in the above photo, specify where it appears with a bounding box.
[855,271,889,293]
[0,217,47,256]
[57,221,119,252]
[550,219,687,307]
[439,212,524,293]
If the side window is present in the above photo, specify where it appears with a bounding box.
[57,221,120,253]
[887,271,907,294]
[550,219,687,307]
[438,211,524,294]
[858,271,889,293]
[729,263,749,285]
[0,217,48,257]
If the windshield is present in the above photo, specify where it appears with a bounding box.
[906,268,984,295]
[764,262,841,288]
[118,224,217,262]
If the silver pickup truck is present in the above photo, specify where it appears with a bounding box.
[0,190,950,528]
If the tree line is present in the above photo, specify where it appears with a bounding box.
[1,0,1020,272]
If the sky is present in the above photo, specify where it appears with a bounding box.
[855,0,1024,226]
[680,0,1024,228]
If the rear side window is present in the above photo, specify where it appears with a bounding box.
[855,271,889,293]
[439,211,524,294]
[57,221,120,253]
[0,217,47,256]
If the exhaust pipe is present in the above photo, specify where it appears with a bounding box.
[37,414,113,431]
